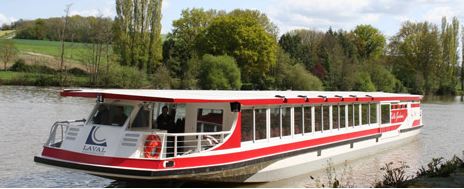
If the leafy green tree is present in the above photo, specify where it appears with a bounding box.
[437,17,459,95]
[351,25,386,61]
[196,9,277,89]
[198,54,241,90]
[114,0,163,74]
[164,8,224,81]
[353,71,376,92]
[390,21,441,95]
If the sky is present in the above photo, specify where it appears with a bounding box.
[1,0,464,37]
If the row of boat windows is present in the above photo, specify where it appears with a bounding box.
[241,104,391,142]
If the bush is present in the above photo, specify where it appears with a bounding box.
[9,58,56,74]
[416,156,463,177]
[282,64,324,90]
[369,64,397,92]
[198,54,241,90]
[353,71,376,91]
[98,63,149,88]
[374,161,411,188]
[9,59,30,72]
[67,67,88,76]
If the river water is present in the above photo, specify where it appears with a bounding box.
[0,86,463,187]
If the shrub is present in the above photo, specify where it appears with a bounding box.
[67,67,88,76]
[9,59,30,72]
[198,54,241,90]
[416,156,463,177]
[353,71,376,92]
[374,161,411,188]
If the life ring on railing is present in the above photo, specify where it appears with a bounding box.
[144,134,161,158]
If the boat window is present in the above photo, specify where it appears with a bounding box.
[241,109,253,142]
[314,106,322,132]
[294,107,303,135]
[362,104,369,125]
[255,109,267,140]
[381,104,390,124]
[197,109,223,132]
[304,106,312,133]
[131,105,150,128]
[282,107,291,137]
[348,104,355,127]
[370,103,378,125]
[91,104,133,126]
[354,104,360,126]
[332,105,339,129]
[270,107,280,138]
[340,105,346,128]
[323,106,330,130]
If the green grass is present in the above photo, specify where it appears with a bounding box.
[0,30,15,39]
[10,39,91,62]
[0,71,17,80]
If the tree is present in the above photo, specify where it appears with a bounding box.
[196,10,277,89]
[198,54,241,90]
[164,8,224,82]
[390,21,441,95]
[0,40,18,71]
[114,0,163,74]
[351,25,386,61]
[59,4,72,85]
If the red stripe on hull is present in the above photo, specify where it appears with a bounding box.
[60,91,422,105]
[412,119,421,127]
[42,124,401,170]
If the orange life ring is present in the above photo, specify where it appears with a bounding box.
[144,135,161,158]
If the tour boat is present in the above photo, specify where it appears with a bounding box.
[34,89,423,182]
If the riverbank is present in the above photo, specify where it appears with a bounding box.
[407,167,464,187]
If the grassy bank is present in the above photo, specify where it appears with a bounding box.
[0,71,88,87]
[11,39,90,62]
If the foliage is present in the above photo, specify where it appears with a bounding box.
[350,25,386,61]
[9,59,56,74]
[374,161,412,188]
[12,39,89,62]
[273,49,323,90]
[113,0,163,74]
[196,10,277,89]
[0,39,18,70]
[13,16,113,43]
[198,54,241,90]
[98,62,149,88]
[417,156,464,177]
[307,160,354,188]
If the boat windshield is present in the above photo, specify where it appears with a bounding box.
[90,104,133,126]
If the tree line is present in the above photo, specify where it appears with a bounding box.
[1,1,463,95]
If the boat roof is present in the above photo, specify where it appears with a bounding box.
[61,89,422,105]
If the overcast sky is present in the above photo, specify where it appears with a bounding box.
[1,0,463,37]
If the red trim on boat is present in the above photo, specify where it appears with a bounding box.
[42,124,401,170]
[412,119,421,127]
[60,91,422,105]
[411,104,420,108]
[214,112,241,150]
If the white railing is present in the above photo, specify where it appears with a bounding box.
[45,119,86,148]
[143,131,231,159]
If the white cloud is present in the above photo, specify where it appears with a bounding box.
[265,0,464,35]
[0,13,15,26]
[70,7,115,18]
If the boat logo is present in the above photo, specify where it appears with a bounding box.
[83,126,107,154]
[85,126,107,146]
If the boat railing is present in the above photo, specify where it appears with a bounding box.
[45,119,86,148]
[143,130,231,159]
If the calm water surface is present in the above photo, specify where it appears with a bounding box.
[0,86,463,187]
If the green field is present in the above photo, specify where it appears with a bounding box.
[10,39,91,62]
[0,30,15,39]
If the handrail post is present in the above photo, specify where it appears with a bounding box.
[174,135,178,157]
[197,134,202,152]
